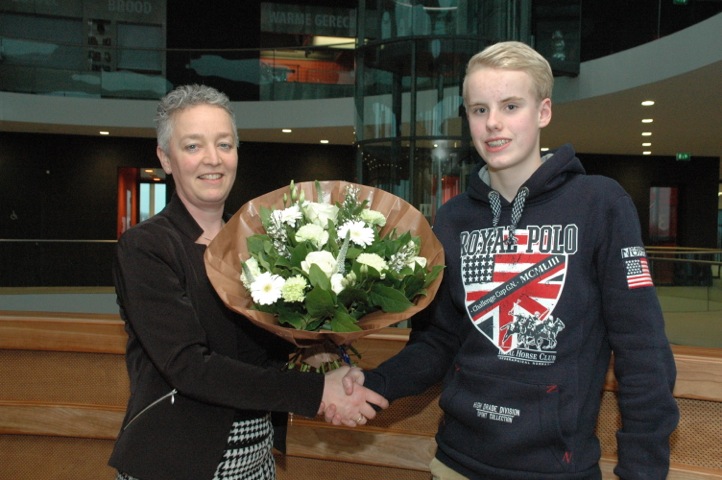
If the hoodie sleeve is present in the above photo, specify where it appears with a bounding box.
[364,273,462,402]
[595,186,679,479]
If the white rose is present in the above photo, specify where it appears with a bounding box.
[301,251,337,278]
[303,201,339,227]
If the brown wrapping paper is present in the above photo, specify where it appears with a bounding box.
[204,180,445,347]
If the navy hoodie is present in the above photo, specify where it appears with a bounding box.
[364,144,679,479]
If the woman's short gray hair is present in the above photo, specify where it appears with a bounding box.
[155,84,238,153]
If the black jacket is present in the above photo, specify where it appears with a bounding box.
[109,193,323,480]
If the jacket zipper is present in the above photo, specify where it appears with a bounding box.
[123,389,177,431]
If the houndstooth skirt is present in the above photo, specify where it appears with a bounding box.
[116,413,275,480]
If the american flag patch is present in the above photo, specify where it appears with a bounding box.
[624,256,654,289]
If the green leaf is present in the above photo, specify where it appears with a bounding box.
[278,309,306,330]
[290,243,311,268]
[402,274,426,299]
[259,206,273,227]
[305,286,336,319]
[369,284,413,312]
[246,234,269,255]
[330,308,362,332]
[307,264,331,290]
[337,287,369,308]
[424,265,445,287]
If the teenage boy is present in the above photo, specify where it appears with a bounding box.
[336,41,679,479]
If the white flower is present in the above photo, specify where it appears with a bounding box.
[270,209,285,228]
[281,275,308,302]
[295,223,329,249]
[331,271,358,295]
[250,272,285,305]
[240,257,262,288]
[357,253,388,276]
[407,256,427,269]
[330,273,345,294]
[303,201,339,227]
[337,220,375,247]
[360,208,386,227]
[280,205,303,226]
[301,251,337,278]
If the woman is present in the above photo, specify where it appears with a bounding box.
[110,84,387,480]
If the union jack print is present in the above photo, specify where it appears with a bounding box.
[463,228,568,354]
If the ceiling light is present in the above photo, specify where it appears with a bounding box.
[282,129,292,133]
[540,147,550,152]
[99,131,110,135]
[641,132,652,136]
[320,139,329,144]
[312,36,355,49]
[642,143,652,147]
[641,119,653,123]
[643,151,652,155]
[641,100,655,106]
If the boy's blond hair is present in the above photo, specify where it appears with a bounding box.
[462,41,554,105]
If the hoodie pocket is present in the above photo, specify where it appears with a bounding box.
[438,368,572,473]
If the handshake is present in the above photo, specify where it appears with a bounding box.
[318,366,387,427]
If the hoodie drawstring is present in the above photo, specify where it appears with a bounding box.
[487,187,529,246]
[488,190,502,227]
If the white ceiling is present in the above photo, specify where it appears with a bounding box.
[543,60,722,161]
[5,61,718,162]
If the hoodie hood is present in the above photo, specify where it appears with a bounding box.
[466,144,585,246]
[468,144,585,204]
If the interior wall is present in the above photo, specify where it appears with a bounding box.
[1,131,717,287]
[0,132,355,287]
[580,152,719,248]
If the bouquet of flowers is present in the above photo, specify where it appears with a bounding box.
[205,180,444,365]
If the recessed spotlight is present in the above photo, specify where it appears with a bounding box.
[643,151,652,155]
[642,143,652,147]
[641,119,653,123]
[99,131,110,135]
[641,100,655,106]
[540,147,550,152]
[320,139,329,144]
[641,132,652,136]
[282,129,292,133]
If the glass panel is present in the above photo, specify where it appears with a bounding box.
[0,13,84,70]
[117,23,164,73]
[649,186,678,244]
[356,30,482,217]
[139,182,167,222]
[361,0,482,43]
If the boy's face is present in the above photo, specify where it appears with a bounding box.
[465,67,551,179]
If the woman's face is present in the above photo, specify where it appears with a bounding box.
[157,104,238,214]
